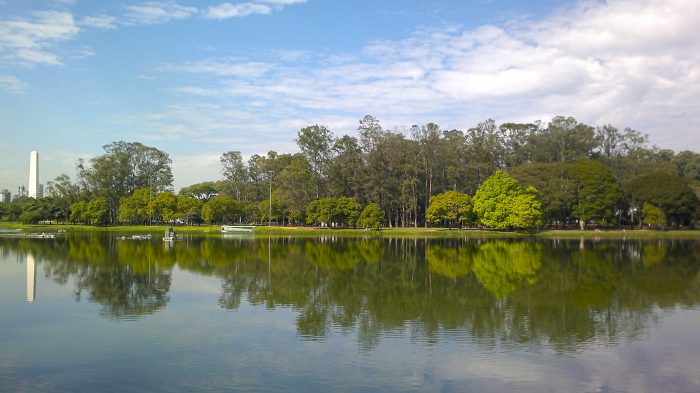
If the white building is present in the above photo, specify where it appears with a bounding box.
[28,151,39,199]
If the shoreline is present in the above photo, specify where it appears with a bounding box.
[1,223,698,239]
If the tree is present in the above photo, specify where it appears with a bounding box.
[179,182,219,201]
[333,197,362,227]
[275,154,314,224]
[535,116,597,163]
[425,191,473,228]
[177,195,203,225]
[118,188,150,224]
[86,198,109,226]
[297,125,333,199]
[568,161,621,229]
[642,203,666,229]
[220,151,247,201]
[81,141,173,223]
[149,192,178,224]
[201,195,240,224]
[673,150,700,182]
[356,203,383,230]
[328,135,365,200]
[472,171,542,230]
[510,162,573,227]
[19,204,43,225]
[257,198,282,224]
[627,172,698,227]
[70,200,88,224]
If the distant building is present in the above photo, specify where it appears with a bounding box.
[28,151,39,198]
[37,184,44,199]
[0,189,10,203]
[16,185,27,199]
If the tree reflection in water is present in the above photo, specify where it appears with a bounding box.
[2,234,699,351]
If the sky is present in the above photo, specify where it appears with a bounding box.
[1,0,699,192]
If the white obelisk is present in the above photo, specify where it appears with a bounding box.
[28,151,39,199]
[27,253,36,303]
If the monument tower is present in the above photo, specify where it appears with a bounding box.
[28,151,39,198]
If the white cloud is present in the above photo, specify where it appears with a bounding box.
[204,2,272,19]
[124,1,198,25]
[0,10,80,67]
[0,75,29,93]
[169,0,700,152]
[80,14,118,30]
[72,45,96,59]
[203,0,305,20]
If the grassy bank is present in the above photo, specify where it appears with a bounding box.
[1,222,698,239]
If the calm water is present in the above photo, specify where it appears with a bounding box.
[1,234,699,392]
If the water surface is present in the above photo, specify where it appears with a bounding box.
[1,234,699,392]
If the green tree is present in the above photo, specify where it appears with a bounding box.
[568,161,621,229]
[510,162,573,227]
[118,188,150,224]
[628,172,698,227]
[178,182,218,202]
[642,203,666,228]
[220,151,248,201]
[425,191,473,228]
[333,197,362,227]
[149,191,178,224]
[472,171,542,230]
[257,198,282,224]
[297,125,333,199]
[86,198,109,226]
[328,135,365,200]
[177,195,203,225]
[19,204,43,225]
[70,200,88,224]
[356,203,383,230]
[81,141,173,223]
[535,116,597,163]
[201,195,240,224]
[275,154,314,224]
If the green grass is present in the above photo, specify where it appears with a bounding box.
[1,222,698,239]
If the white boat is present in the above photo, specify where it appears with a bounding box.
[221,225,254,233]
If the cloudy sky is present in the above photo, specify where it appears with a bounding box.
[1,0,699,191]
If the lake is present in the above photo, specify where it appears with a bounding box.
[1,233,699,392]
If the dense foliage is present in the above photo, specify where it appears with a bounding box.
[2,115,699,229]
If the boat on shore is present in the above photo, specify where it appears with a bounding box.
[221,225,254,233]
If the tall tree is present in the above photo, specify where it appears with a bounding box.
[82,141,173,222]
[297,125,334,199]
[220,151,248,201]
[568,161,621,229]
[328,135,365,200]
[535,116,596,163]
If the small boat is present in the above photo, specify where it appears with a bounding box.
[221,225,254,233]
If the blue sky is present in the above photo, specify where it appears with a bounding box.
[1,0,699,192]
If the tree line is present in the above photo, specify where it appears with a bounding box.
[1,115,698,229]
